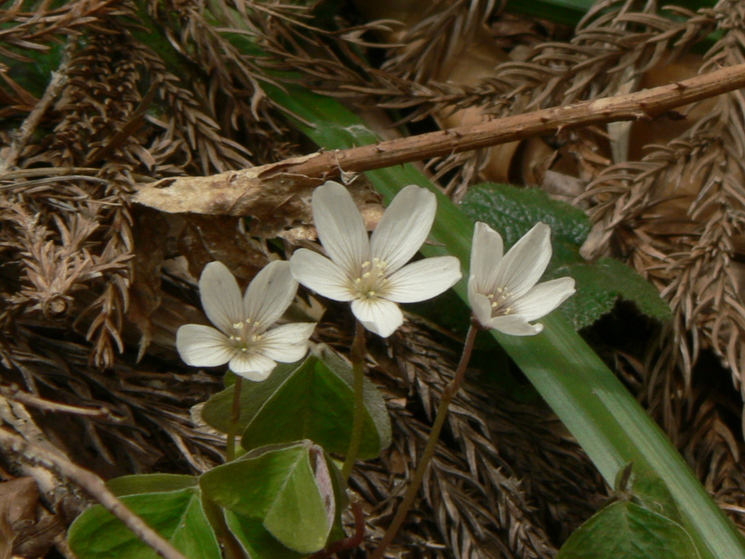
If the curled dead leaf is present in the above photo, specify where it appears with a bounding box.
[0,477,62,559]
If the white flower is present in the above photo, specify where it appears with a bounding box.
[176,260,316,381]
[468,221,575,336]
[290,181,462,338]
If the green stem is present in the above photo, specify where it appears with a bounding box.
[225,376,243,462]
[372,323,479,558]
[341,320,367,480]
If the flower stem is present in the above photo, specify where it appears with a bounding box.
[371,322,478,558]
[226,375,243,462]
[341,320,367,480]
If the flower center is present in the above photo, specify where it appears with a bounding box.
[487,287,513,316]
[227,318,264,353]
[353,258,389,300]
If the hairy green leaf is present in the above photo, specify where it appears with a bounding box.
[551,258,672,329]
[461,182,591,247]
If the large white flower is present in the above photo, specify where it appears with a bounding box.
[176,260,316,381]
[290,181,462,338]
[468,221,575,336]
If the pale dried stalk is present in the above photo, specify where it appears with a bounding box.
[136,62,745,215]
[0,384,125,422]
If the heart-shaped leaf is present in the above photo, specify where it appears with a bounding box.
[224,511,306,559]
[68,486,220,559]
[199,441,341,554]
[557,500,701,559]
[201,348,391,459]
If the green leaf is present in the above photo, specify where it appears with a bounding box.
[68,487,221,559]
[461,182,591,248]
[107,474,197,497]
[201,350,391,459]
[199,441,335,554]
[224,511,306,559]
[611,464,684,525]
[557,500,701,559]
[551,258,672,329]
[202,360,301,434]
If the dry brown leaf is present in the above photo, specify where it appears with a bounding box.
[0,477,62,559]
[136,161,384,239]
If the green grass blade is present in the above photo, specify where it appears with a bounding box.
[258,81,745,559]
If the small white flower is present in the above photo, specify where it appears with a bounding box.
[176,260,316,381]
[468,221,575,336]
[290,181,462,338]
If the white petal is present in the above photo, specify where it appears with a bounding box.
[370,185,436,272]
[512,277,576,322]
[229,352,278,382]
[351,298,403,338]
[259,323,316,362]
[470,222,504,295]
[485,315,543,336]
[199,262,245,334]
[290,249,356,301]
[385,257,462,303]
[468,288,495,329]
[176,324,236,367]
[312,181,369,274]
[494,223,552,299]
[244,261,297,330]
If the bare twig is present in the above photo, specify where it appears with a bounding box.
[135,63,745,216]
[0,384,126,423]
[0,428,189,559]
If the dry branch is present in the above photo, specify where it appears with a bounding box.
[0,428,189,559]
[0,384,125,422]
[135,62,745,215]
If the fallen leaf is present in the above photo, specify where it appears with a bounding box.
[0,477,62,559]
